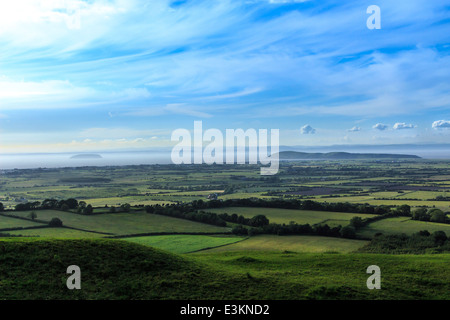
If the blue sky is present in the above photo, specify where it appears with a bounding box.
[0,0,450,153]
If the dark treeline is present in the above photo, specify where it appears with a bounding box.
[12,198,79,211]
[186,198,401,215]
[230,222,356,238]
[358,231,450,254]
[9,198,131,215]
[144,204,227,227]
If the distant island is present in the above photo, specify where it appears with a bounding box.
[277,151,421,160]
[70,154,103,159]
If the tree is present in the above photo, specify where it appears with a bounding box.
[49,217,63,227]
[28,211,37,220]
[396,204,411,216]
[78,201,87,209]
[412,208,429,221]
[349,216,364,229]
[84,204,93,215]
[429,209,446,223]
[432,231,447,245]
[249,215,269,227]
[232,225,248,235]
[340,226,356,239]
[110,206,116,213]
[120,203,131,212]
[0,202,3,211]
[42,199,58,209]
[65,198,79,209]
[61,204,70,211]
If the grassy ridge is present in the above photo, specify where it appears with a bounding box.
[0,238,448,300]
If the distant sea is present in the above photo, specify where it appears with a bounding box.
[0,151,173,170]
[1,145,450,170]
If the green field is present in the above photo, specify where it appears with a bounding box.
[6,210,231,235]
[199,235,368,253]
[208,207,377,226]
[124,235,246,254]
[358,217,450,238]
[6,228,106,238]
[0,215,46,229]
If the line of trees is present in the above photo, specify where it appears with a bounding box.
[231,222,358,239]
[145,204,227,227]
[412,208,449,223]
[188,198,402,216]
[358,231,449,254]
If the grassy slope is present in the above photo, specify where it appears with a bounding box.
[0,238,448,300]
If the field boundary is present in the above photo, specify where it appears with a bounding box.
[107,232,233,239]
[186,236,250,254]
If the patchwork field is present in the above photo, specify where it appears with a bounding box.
[0,214,46,229]
[124,235,246,254]
[199,234,368,253]
[358,217,450,238]
[6,228,105,238]
[1,161,450,301]
[207,207,377,226]
[5,210,231,236]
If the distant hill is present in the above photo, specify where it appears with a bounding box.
[70,153,102,159]
[277,151,420,160]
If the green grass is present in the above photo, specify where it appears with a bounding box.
[199,235,368,253]
[0,215,46,229]
[208,207,377,226]
[0,238,448,300]
[358,217,450,238]
[6,227,106,238]
[6,210,231,235]
[124,235,245,254]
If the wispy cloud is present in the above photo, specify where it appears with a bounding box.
[373,123,389,131]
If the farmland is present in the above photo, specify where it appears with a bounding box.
[207,207,378,226]
[1,160,450,300]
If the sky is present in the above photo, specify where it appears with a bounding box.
[0,0,450,153]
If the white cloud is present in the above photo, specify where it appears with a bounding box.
[301,124,316,134]
[432,120,450,129]
[393,122,416,130]
[373,123,388,131]
[347,126,361,132]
